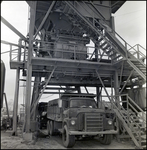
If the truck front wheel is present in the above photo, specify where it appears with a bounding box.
[99,134,112,145]
[62,125,75,148]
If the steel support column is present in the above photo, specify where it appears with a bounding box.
[95,44,98,61]
[96,86,99,108]
[3,93,9,121]
[12,39,22,136]
[114,70,119,104]
[119,61,124,87]
[96,70,111,102]
[119,70,134,94]
[75,86,81,93]
[12,67,20,135]
[24,1,37,133]
[31,76,41,120]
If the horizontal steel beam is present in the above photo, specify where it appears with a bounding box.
[42,92,75,94]
[31,57,114,70]
[45,87,78,90]
[46,77,112,87]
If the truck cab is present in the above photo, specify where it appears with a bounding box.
[47,93,118,148]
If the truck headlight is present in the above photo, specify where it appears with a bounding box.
[71,120,75,125]
[108,120,112,125]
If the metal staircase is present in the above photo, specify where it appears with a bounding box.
[61,1,146,81]
[109,94,146,149]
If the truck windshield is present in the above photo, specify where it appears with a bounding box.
[70,99,97,108]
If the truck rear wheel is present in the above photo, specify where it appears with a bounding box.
[62,125,75,148]
[99,134,112,145]
[47,121,50,135]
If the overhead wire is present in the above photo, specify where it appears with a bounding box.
[115,14,145,30]
[113,9,145,17]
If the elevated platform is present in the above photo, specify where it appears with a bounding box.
[10,57,145,87]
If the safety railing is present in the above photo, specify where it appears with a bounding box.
[9,38,113,64]
[127,44,146,64]
[31,40,112,62]
[9,39,28,62]
[121,94,146,124]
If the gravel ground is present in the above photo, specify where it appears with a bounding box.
[1,128,136,149]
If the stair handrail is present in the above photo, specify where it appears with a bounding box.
[111,95,143,148]
[119,94,146,120]
[73,1,146,63]
[136,44,146,51]
[110,96,142,148]
[127,95,146,122]
[9,39,28,62]
[112,94,146,127]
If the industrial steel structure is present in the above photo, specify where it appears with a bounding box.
[1,1,146,149]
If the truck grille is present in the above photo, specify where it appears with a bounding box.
[85,113,103,132]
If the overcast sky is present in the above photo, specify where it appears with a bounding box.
[1,1,146,110]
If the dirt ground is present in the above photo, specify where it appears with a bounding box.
[1,128,136,149]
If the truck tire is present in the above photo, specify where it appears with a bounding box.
[49,121,54,136]
[99,134,112,145]
[62,125,75,148]
[47,121,50,135]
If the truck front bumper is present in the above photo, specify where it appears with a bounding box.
[68,129,118,135]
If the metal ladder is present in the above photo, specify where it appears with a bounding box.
[62,1,146,80]
[109,94,146,149]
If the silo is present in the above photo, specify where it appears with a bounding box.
[1,60,5,109]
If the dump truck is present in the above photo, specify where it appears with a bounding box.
[46,93,118,148]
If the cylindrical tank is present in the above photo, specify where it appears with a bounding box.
[1,60,5,109]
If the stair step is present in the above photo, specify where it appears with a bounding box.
[131,122,144,125]
[98,38,103,43]
[132,119,140,121]
[100,42,107,48]
[141,140,146,143]
[112,54,121,60]
[136,135,147,139]
[103,45,110,50]
[118,134,131,139]
[141,135,146,139]
[136,135,146,140]
[142,145,146,149]
[132,131,144,135]
[109,52,117,57]
[133,63,144,66]
[138,68,146,70]
[105,50,112,55]
[133,126,145,129]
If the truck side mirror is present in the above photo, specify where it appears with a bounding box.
[58,99,62,108]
